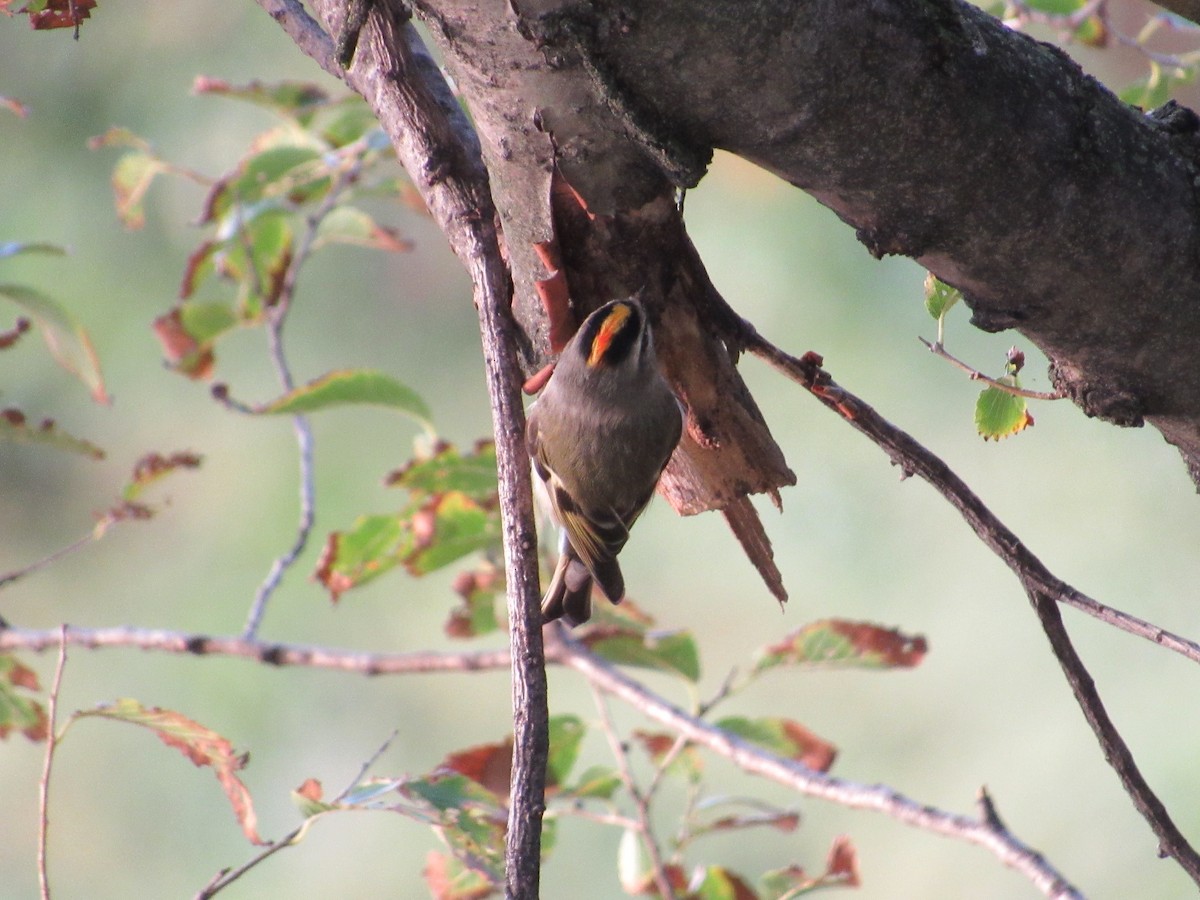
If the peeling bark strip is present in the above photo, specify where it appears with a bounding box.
[413,0,1200,487]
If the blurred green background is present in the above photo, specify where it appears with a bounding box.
[3,4,1200,898]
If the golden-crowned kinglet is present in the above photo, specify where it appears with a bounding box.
[527,297,683,625]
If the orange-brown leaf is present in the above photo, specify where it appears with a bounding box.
[781,719,837,773]
[826,834,861,886]
[80,699,264,844]
[295,778,324,803]
[313,532,353,603]
[441,738,512,800]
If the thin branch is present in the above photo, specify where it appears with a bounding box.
[241,164,358,638]
[253,0,342,79]
[340,7,548,897]
[746,333,1200,665]
[742,328,1200,885]
[589,681,678,900]
[196,729,401,898]
[919,337,1066,400]
[0,531,99,590]
[553,630,1083,899]
[38,625,68,900]
[553,806,640,831]
[0,625,512,674]
[0,624,1085,893]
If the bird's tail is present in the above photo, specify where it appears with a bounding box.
[541,544,595,626]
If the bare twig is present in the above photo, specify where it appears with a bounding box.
[0,625,512,674]
[554,630,1083,899]
[589,682,677,899]
[742,329,1200,885]
[38,625,69,900]
[1,531,99,590]
[919,337,1066,400]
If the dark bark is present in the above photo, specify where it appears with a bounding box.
[413,0,1200,488]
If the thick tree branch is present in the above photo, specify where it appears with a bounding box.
[442,0,1200,485]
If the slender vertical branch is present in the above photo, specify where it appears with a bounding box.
[241,164,358,638]
[256,2,548,893]
[38,625,69,900]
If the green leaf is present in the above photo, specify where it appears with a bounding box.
[315,513,405,599]
[445,565,504,639]
[0,655,48,742]
[0,283,108,403]
[976,381,1033,440]
[192,76,332,123]
[688,866,757,900]
[0,409,105,459]
[561,765,622,800]
[404,491,502,575]
[405,772,502,813]
[315,492,502,600]
[122,451,203,503]
[314,206,413,253]
[258,369,432,425]
[178,301,238,344]
[388,440,497,499]
[714,716,837,772]
[111,151,168,230]
[422,850,499,900]
[923,272,960,322]
[317,101,385,148]
[588,628,701,682]
[754,619,928,673]
[235,144,327,203]
[546,715,585,787]
[1022,0,1085,12]
[0,241,67,261]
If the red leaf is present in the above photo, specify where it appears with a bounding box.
[441,738,512,800]
[152,308,214,379]
[25,0,96,30]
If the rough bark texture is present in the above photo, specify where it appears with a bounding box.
[411,0,1200,489]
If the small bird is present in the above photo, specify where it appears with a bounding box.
[527,298,683,626]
